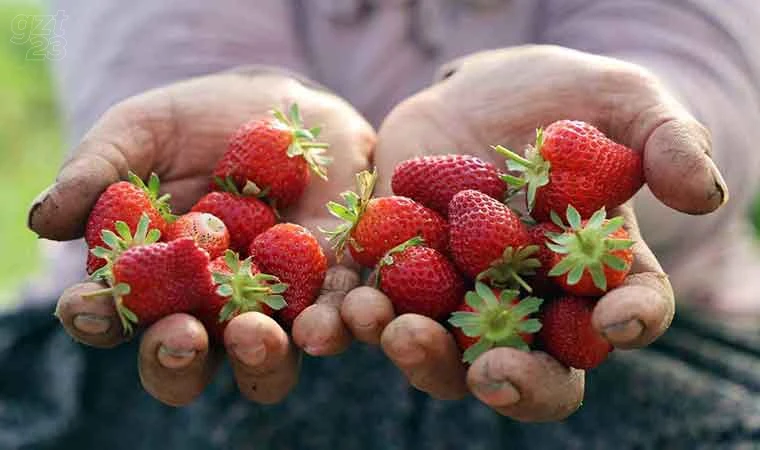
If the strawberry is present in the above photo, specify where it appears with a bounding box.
[543,206,634,296]
[87,215,212,334]
[527,222,564,297]
[164,212,230,259]
[323,170,448,268]
[249,223,327,326]
[212,104,331,209]
[537,296,612,369]
[449,282,542,363]
[85,172,172,274]
[495,120,644,221]
[376,237,464,320]
[391,154,506,217]
[199,251,288,342]
[191,190,276,255]
[448,190,539,290]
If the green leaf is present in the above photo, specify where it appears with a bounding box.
[587,207,607,229]
[224,250,240,272]
[90,247,110,258]
[546,242,569,254]
[550,210,565,229]
[216,284,234,297]
[462,338,493,364]
[101,230,120,250]
[526,181,538,212]
[566,205,582,229]
[499,174,526,187]
[548,256,576,276]
[588,262,607,291]
[475,282,498,308]
[465,290,485,311]
[602,254,628,271]
[114,221,132,241]
[566,264,585,285]
[270,283,288,294]
[513,296,544,316]
[212,272,231,285]
[146,229,161,244]
[601,216,625,235]
[326,202,355,222]
[262,295,287,310]
[119,305,138,324]
[517,318,542,334]
[219,301,238,322]
[607,239,635,250]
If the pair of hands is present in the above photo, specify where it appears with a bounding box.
[28,45,727,421]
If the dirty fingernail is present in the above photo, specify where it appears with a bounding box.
[602,318,644,342]
[158,345,197,369]
[27,183,56,230]
[706,158,729,207]
[73,313,112,335]
[233,343,267,366]
[475,379,521,406]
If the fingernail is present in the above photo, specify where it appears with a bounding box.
[706,158,729,207]
[303,344,325,356]
[475,379,521,406]
[390,340,426,365]
[72,313,111,335]
[27,183,55,230]
[158,345,197,369]
[602,319,644,342]
[233,343,267,366]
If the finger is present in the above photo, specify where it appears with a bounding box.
[592,61,728,215]
[138,313,219,406]
[292,266,359,356]
[380,314,468,400]
[341,286,396,345]
[468,348,585,422]
[224,312,299,404]
[55,281,127,348]
[592,205,675,348]
[28,91,172,240]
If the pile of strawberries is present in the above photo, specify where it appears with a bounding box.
[84,105,330,339]
[324,120,643,369]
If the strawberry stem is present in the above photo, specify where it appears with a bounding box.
[477,245,542,293]
[272,103,332,181]
[492,129,551,212]
[320,169,378,262]
[546,206,635,291]
[449,282,543,363]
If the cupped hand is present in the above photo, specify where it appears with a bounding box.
[28,70,375,406]
[340,45,727,421]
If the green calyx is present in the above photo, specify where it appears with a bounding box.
[213,250,288,322]
[493,128,551,212]
[84,213,161,335]
[272,103,332,181]
[128,171,176,223]
[375,236,425,287]
[214,175,270,199]
[477,245,542,293]
[546,205,635,291]
[321,169,378,262]
[449,281,543,364]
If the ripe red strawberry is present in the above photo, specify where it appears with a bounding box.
[191,191,276,255]
[164,212,230,259]
[86,215,212,334]
[250,223,327,326]
[391,154,506,217]
[212,104,331,209]
[85,172,172,274]
[198,251,287,342]
[323,170,448,268]
[537,296,612,369]
[543,206,634,296]
[449,282,542,363]
[448,190,539,290]
[376,237,464,320]
[495,120,643,221]
[527,222,564,297]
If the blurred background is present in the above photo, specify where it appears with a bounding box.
[0,0,63,307]
[1,0,760,309]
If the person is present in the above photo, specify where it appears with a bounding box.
[4,0,760,448]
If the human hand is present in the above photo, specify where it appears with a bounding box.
[28,69,375,406]
[340,45,727,421]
